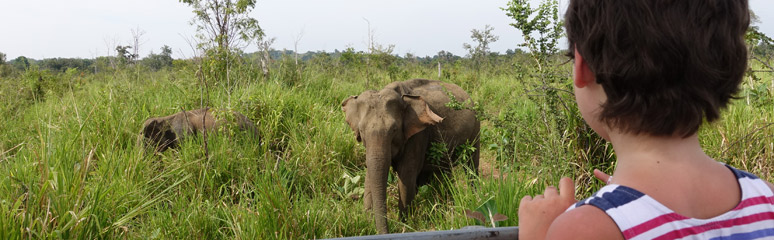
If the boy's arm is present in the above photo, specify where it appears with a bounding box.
[520,170,620,239]
[545,205,623,240]
[518,177,576,240]
[766,181,774,193]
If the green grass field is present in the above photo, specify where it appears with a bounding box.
[0,56,772,239]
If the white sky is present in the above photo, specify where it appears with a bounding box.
[1,0,773,60]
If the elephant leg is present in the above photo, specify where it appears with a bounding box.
[461,140,481,193]
[469,140,480,176]
[396,175,417,221]
[394,131,430,221]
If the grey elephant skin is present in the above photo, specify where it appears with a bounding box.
[141,108,259,152]
[341,79,480,234]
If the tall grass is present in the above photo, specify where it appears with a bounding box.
[0,56,771,239]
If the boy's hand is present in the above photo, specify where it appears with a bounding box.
[518,177,576,240]
[593,169,612,184]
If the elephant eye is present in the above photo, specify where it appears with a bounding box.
[356,132,362,142]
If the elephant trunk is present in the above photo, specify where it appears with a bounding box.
[364,140,391,234]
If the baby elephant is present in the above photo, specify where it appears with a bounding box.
[141,108,259,152]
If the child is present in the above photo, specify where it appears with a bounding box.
[518,0,774,239]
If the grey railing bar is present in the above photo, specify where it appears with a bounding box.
[324,226,518,240]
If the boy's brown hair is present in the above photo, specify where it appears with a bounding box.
[565,0,750,137]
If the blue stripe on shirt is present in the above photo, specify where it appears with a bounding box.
[726,164,760,180]
[576,185,645,211]
[708,228,774,240]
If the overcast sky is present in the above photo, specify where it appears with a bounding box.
[2,0,773,60]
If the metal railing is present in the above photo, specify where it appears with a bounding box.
[325,226,518,240]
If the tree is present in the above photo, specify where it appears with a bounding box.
[746,11,774,61]
[434,50,458,63]
[131,27,146,62]
[179,0,264,53]
[38,58,94,72]
[10,56,31,70]
[0,52,9,76]
[502,0,563,67]
[115,45,137,65]
[744,13,774,90]
[142,45,174,71]
[180,0,265,105]
[339,47,365,67]
[161,45,173,58]
[501,0,610,179]
[256,37,276,78]
[293,29,304,65]
[462,25,499,68]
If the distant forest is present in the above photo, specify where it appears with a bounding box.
[0,47,531,74]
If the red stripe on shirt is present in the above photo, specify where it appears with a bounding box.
[733,196,774,210]
[653,212,774,240]
[622,213,688,239]
[623,196,774,239]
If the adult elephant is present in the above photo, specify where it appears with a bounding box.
[341,79,480,234]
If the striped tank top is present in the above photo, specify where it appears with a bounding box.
[569,165,774,239]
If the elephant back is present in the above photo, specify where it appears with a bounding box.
[404,79,479,146]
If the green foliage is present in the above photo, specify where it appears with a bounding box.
[424,141,477,173]
[141,46,174,71]
[368,46,398,70]
[179,0,263,52]
[93,56,114,73]
[10,56,32,71]
[435,50,459,63]
[334,172,365,200]
[746,26,773,52]
[0,42,771,238]
[444,89,466,111]
[339,47,365,67]
[744,81,773,107]
[462,25,499,70]
[454,141,477,167]
[38,58,94,73]
[502,0,563,59]
[0,52,10,77]
[115,45,137,65]
[427,142,448,166]
[754,41,774,57]
[180,0,264,90]
[275,54,303,86]
[464,197,508,227]
[386,63,408,81]
[500,0,613,192]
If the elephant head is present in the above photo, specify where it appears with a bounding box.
[142,116,180,152]
[341,88,443,234]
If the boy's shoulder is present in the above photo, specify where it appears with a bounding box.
[765,180,774,193]
[726,164,774,194]
[550,166,774,240]
[546,205,622,240]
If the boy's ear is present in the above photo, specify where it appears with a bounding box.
[573,48,595,88]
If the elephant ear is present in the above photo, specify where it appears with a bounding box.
[142,118,177,151]
[341,95,357,112]
[341,95,362,142]
[402,95,443,140]
[143,119,162,140]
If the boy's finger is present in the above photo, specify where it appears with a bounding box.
[593,169,611,184]
[544,186,558,197]
[558,177,575,200]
